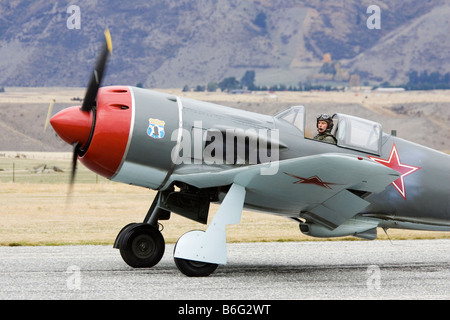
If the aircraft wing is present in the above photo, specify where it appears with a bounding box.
[169,153,400,229]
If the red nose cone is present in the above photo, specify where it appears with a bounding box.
[50,106,93,147]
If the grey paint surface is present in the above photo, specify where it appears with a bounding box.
[110,89,449,235]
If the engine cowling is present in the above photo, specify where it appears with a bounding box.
[110,87,180,189]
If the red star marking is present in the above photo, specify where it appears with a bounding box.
[368,144,421,200]
[284,172,340,190]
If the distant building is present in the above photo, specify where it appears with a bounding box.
[375,87,405,92]
[230,89,251,94]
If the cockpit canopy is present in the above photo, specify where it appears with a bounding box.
[333,113,382,155]
[275,106,383,155]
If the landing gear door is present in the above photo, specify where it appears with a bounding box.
[334,114,382,156]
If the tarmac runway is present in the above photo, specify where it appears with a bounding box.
[0,240,449,301]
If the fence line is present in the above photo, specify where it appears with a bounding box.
[0,160,107,184]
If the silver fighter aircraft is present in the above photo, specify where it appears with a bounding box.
[50,30,450,276]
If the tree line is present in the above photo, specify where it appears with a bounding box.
[183,69,450,93]
[183,70,341,93]
[402,71,450,90]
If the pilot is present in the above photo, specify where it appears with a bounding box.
[313,114,337,144]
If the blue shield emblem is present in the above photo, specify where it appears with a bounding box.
[147,118,165,139]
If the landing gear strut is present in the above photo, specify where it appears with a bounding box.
[173,184,245,276]
[115,183,245,277]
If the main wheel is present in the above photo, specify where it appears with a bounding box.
[173,230,219,277]
[119,223,165,268]
[174,257,218,277]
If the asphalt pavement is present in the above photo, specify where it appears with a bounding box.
[0,240,449,300]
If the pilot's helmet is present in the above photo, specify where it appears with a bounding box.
[316,114,334,132]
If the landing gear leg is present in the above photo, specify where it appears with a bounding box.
[114,192,170,268]
[174,184,246,276]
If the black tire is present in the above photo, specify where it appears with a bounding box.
[119,223,165,268]
[174,257,218,277]
[113,223,137,249]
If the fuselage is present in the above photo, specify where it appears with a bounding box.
[51,86,450,232]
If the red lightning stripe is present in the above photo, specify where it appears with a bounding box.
[284,172,341,190]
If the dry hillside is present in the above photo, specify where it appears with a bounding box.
[0,87,449,152]
[0,1,449,87]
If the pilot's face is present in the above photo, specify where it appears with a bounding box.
[317,120,328,133]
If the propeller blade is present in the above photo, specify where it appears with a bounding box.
[44,99,55,132]
[67,143,81,202]
[66,29,112,203]
[81,28,113,112]
[70,143,81,186]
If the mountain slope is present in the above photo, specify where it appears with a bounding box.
[0,0,448,87]
[342,2,450,84]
